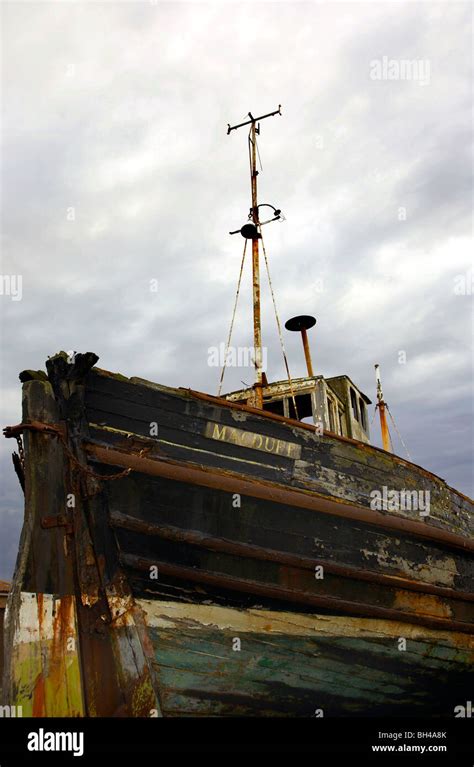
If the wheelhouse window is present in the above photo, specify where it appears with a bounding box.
[263,392,314,421]
[359,397,367,430]
[350,387,359,421]
[326,397,336,432]
[338,409,346,436]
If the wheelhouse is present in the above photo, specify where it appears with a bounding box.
[224,374,372,443]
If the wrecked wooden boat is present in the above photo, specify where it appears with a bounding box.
[2,107,473,717]
[2,353,473,717]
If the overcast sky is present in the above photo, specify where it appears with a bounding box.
[1,1,472,580]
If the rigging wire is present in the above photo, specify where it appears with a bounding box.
[255,135,263,172]
[259,227,300,421]
[369,407,377,426]
[247,127,263,206]
[387,406,411,461]
[217,239,248,396]
[247,129,252,176]
[247,129,254,202]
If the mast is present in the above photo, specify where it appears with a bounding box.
[374,364,392,452]
[227,106,282,408]
[250,118,263,407]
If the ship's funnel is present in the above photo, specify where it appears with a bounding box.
[285,315,316,377]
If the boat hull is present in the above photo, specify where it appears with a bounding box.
[2,353,472,717]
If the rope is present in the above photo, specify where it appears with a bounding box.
[217,239,248,396]
[387,406,411,461]
[247,126,263,194]
[256,135,263,172]
[259,228,299,421]
[248,129,253,191]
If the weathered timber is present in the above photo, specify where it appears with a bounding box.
[2,379,83,715]
[138,600,474,717]
[4,355,473,718]
[46,353,160,717]
[120,552,474,633]
[86,441,474,554]
[104,474,472,595]
[3,356,161,717]
[109,510,473,602]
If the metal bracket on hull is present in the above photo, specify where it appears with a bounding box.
[40,515,74,535]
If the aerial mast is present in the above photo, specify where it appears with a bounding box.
[227,105,282,408]
[374,364,392,452]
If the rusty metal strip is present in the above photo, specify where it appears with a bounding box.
[4,420,132,484]
[120,552,474,634]
[3,420,64,438]
[109,510,474,603]
[86,443,474,554]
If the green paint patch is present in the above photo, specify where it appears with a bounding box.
[146,624,472,717]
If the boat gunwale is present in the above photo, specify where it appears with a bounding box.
[89,367,473,505]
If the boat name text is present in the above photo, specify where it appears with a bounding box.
[205,422,301,459]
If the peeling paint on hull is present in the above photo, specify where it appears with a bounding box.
[138,600,474,717]
[6,592,84,717]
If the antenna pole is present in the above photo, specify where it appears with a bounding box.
[375,364,392,452]
[227,106,281,408]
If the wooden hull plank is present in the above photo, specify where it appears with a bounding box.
[138,599,473,717]
[104,474,473,595]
